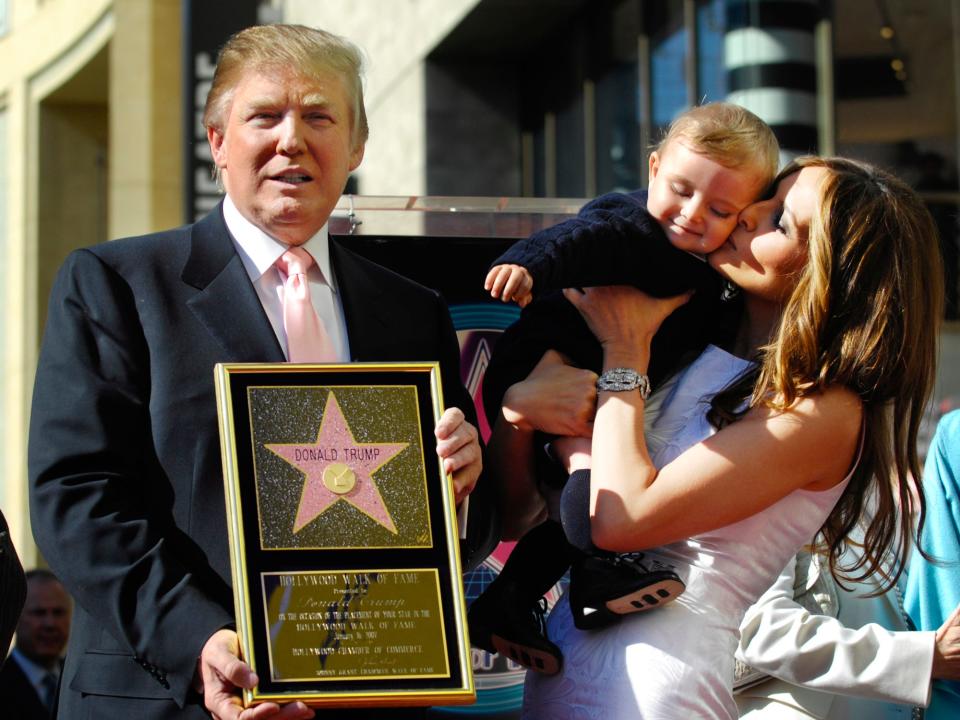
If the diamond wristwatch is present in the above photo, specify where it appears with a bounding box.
[596,367,651,399]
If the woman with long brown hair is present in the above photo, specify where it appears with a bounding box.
[490,157,944,718]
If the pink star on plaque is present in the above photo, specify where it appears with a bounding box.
[266,392,408,534]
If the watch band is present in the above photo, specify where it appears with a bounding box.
[596,367,651,399]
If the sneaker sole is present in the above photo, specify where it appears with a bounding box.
[490,633,562,676]
[605,578,685,615]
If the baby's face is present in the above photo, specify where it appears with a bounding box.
[646,140,765,255]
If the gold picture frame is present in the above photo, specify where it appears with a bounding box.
[215,362,475,709]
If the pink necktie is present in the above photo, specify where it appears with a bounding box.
[276,247,337,362]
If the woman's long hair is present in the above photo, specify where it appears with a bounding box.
[711,156,944,591]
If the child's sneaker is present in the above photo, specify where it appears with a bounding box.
[569,552,685,630]
[468,580,562,675]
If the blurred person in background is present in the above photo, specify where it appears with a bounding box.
[0,569,71,720]
[905,409,960,719]
[0,508,26,663]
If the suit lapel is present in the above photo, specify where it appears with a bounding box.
[330,238,391,361]
[182,205,285,362]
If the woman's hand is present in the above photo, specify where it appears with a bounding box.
[502,349,597,438]
[563,285,693,359]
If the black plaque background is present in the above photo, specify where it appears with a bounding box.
[222,365,466,701]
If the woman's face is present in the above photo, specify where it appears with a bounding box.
[708,166,829,304]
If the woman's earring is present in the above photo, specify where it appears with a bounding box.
[721,281,740,302]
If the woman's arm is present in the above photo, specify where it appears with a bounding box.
[487,350,598,539]
[566,285,863,552]
[738,554,935,707]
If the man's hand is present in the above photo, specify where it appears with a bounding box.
[484,264,534,308]
[435,407,482,504]
[199,629,314,720]
[933,602,960,681]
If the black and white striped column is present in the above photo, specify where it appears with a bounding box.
[724,0,821,161]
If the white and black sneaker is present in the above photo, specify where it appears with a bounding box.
[569,553,685,630]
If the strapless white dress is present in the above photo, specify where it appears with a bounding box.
[523,345,850,719]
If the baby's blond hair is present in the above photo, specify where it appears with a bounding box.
[657,102,779,187]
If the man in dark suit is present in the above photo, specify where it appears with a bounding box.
[0,569,71,720]
[0,508,26,663]
[28,24,496,720]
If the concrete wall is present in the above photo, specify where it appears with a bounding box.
[0,0,114,567]
[284,0,481,195]
[424,61,522,196]
[0,0,182,567]
[109,0,182,239]
[37,102,108,329]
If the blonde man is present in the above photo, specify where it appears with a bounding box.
[29,24,496,720]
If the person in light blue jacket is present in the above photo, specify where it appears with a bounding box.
[905,408,960,718]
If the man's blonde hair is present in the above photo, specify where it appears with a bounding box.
[203,24,369,150]
[657,102,779,188]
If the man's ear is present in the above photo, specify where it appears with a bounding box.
[348,142,365,173]
[207,126,227,168]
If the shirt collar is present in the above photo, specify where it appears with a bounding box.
[222,195,338,292]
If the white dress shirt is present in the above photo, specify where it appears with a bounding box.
[222,195,351,362]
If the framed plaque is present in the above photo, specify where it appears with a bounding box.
[215,362,475,709]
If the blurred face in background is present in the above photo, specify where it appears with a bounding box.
[16,576,71,669]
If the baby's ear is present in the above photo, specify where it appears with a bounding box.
[648,151,661,181]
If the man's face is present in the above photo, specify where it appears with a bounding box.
[16,578,71,668]
[208,66,364,246]
[646,140,764,255]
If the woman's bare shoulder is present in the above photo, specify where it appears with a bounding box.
[778,385,863,489]
[795,384,863,428]
[749,383,862,427]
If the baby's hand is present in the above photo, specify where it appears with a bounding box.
[484,264,534,308]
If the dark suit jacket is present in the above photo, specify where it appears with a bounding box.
[0,508,26,660]
[0,656,53,720]
[27,205,497,719]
